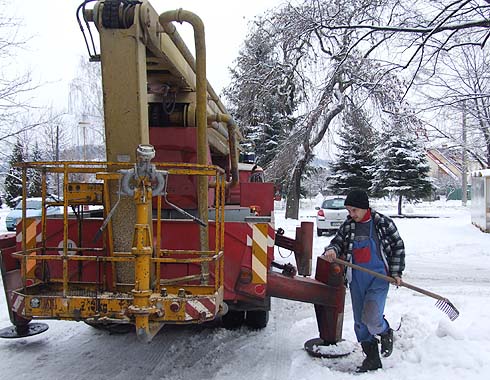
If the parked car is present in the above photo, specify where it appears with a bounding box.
[315,196,348,236]
[5,197,62,231]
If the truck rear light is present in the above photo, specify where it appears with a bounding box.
[170,302,181,312]
[317,209,324,217]
[332,264,342,275]
[249,205,261,216]
[238,268,252,284]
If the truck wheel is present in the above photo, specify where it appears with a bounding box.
[317,228,323,237]
[221,310,245,329]
[245,310,269,329]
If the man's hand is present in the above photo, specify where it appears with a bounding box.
[322,249,337,263]
[392,276,402,286]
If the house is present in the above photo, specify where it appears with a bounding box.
[426,148,462,181]
[426,147,481,199]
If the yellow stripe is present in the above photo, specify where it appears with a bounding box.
[252,255,267,283]
[252,223,268,284]
[25,219,39,274]
[26,219,37,248]
[252,224,268,252]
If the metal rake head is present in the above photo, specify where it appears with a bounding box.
[435,298,460,321]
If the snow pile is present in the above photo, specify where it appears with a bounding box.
[1,200,490,379]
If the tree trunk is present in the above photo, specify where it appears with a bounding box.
[285,160,306,219]
[462,101,468,207]
[397,194,403,215]
[486,135,490,168]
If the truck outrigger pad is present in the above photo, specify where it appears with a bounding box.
[0,323,49,339]
[304,337,352,358]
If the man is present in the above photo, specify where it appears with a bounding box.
[323,189,405,372]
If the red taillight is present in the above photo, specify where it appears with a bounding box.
[317,209,325,217]
[332,264,342,275]
[170,302,181,312]
[238,269,253,284]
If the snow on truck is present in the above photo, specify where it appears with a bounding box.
[0,0,346,355]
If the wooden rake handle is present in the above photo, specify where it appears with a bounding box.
[332,257,446,301]
[331,257,460,321]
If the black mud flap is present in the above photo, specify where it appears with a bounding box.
[304,337,353,358]
[0,322,49,339]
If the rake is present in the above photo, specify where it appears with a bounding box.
[332,258,460,321]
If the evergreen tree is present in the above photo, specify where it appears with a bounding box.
[329,106,377,195]
[224,17,298,170]
[28,142,43,197]
[371,126,433,215]
[4,138,25,207]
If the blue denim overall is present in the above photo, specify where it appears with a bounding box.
[349,220,389,343]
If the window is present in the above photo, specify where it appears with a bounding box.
[322,198,345,210]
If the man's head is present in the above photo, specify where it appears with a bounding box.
[344,190,369,222]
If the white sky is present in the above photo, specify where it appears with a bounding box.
[10,0,285,110]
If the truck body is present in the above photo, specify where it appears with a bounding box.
[0,0,346,346]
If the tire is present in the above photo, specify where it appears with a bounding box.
[245,310,269,329]
[221,310,245,329]
[317,228,323,237]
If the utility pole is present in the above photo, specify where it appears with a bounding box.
[56,124,60,197]
[78,120,91,184]
[78,120,90,161]
[462,100,468,207]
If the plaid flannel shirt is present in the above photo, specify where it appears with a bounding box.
[326,209,405,277]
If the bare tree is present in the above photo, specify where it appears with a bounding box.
[0,1,43,142]
[68,56,105,146]
[315,0,490,94]
[420,45,490,166]
[40,109,71,162]
[238,1,421,219]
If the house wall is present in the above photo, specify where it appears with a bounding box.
[471,170,490,232]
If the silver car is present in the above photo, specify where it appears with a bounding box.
[315,196,348,236]
[5,197,62,231]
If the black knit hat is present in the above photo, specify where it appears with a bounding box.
[344,190,369,209]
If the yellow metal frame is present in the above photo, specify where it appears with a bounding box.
[11,161,225,340]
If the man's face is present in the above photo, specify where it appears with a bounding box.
[346,206,368,222]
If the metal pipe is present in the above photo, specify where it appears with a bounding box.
[159,19,227,115]
[132,186,153,342]
[159,9,209,273]
[207,113,239,189]
[208,121,229,139]
[267,272,341,306]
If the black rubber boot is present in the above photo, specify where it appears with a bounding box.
[380,327,394,357]
[357,341,382,373]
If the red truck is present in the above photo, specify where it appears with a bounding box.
[0,1,346,356]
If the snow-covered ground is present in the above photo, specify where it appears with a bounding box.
[1,199,489,380]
